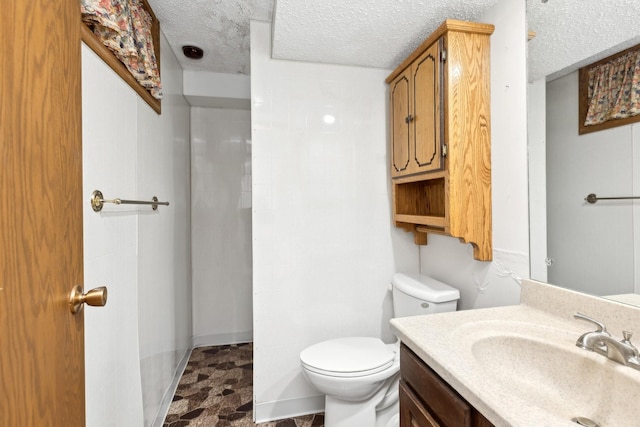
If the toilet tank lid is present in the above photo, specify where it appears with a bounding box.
[392,273,460,303]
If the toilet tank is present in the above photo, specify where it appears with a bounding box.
[391,273,460,317]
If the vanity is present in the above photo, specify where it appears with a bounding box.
[400,344,493,427]
[391,280,640,426]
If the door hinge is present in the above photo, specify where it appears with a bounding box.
[440,49,447,62]
[442,144,448,157]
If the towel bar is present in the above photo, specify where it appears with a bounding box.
[91,190,170,212]
[585,193,640,204]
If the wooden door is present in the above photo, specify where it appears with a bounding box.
[411,41,443,175]
[0,1,85,426]
[390,70,411,177]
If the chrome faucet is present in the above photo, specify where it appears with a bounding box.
[574,312,640,370]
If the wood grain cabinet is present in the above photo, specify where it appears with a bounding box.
[386,20,494,261]
[400,344,494,427]
[390,40,444,178]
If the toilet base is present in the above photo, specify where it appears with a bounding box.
[376,401,398,427]
[384,413,400,427]
[323,373,399,427]
[323,397,399,427]
[325,395,376,427]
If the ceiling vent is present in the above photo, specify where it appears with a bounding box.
[182,45,204,59]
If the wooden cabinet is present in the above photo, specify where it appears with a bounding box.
[386,20,494,261]
[390,40,443,178]
[400,344,494,427]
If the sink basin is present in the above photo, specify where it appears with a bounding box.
[456,321,640,426]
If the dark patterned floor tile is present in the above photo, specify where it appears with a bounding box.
[164,343,324,427]
[236,400,252,412]
[183,390,209,405]
[163,414,179,424]
[220,412,248,421]
[180,407,206,420]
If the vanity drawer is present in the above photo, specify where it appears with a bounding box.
[400,344,493,427]
[399,380,440,427]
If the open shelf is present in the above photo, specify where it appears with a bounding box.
[393,177,447,231]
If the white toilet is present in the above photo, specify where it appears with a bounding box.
[299,273,460,427]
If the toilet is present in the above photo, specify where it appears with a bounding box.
[299,273,460,427]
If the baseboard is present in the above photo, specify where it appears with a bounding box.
[254,395,325,423]
[150,347,193,427]
[192,331,253,347]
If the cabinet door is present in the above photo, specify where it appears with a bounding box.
[400,381,440,427]
[390,69,411,177]
[410,41,443,175]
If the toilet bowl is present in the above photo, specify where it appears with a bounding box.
[300,338,400,427]
[300,273,460,427]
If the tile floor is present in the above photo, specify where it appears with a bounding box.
[163,343,324,427]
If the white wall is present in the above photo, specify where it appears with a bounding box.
[418,0,530,310]
[183,71,251,109]
[527,78,547,282]
[250,20,417,422]
[191,107,253,346]
[83,44,144,427]
[137,36,192,427]
[546,71,636,296]
[82,32,191,427]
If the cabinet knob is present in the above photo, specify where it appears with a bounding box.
[405,114,414,124]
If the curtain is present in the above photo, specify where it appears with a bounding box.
[585,48,640,126]
[81,0,163,100]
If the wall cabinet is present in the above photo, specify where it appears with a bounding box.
[386,20,494,261]
[390,40,444,178]
[400,344,494,427]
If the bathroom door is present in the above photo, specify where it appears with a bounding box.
[0,0,85,426]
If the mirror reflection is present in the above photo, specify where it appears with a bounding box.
[527,0,640,303]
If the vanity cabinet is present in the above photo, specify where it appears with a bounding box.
[386,20,494,261]
[400,344,494,427]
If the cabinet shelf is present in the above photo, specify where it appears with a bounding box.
[395,215,446,229]
[393,178,447,232]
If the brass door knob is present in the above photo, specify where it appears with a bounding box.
[69,285,108,314]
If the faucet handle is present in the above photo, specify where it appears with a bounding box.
[574,312,609,334]
[621,331,640,360]
[622,331,637,349]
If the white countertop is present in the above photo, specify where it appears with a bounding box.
[605,293,640,308]
[390,279,640,427]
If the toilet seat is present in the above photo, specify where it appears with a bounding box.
[300,337,395,378]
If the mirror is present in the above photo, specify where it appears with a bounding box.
[526,0,640,304]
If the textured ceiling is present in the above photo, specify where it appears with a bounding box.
[147,0,274,74]
[526,0,640,81]
[272,0,501,69]
[147,0,640,82]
